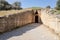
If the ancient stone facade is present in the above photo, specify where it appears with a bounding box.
[0,9,42,33]
[1,8,60,36]
[40,9,60,36]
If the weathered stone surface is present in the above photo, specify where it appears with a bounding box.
[0,9,36,33]
[40,9,60,35]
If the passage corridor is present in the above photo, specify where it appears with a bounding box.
[0,23,59,40]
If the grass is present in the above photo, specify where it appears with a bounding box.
[31,7,42,9]
[56,10,60,14]
[0,9,32,17]
[50,9,60,15]
[0,7,42,16]
[52,10,60,15]
[26,7,42,10]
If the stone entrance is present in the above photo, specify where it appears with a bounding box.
[35,10,38,23]
[35,15,38,23]
[34,10,42,24]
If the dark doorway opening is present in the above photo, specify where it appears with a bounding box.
[35,10,38,23]
[35,16,38,23]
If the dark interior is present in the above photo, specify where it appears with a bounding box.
[35,16,38,23]
[35,10,38,23]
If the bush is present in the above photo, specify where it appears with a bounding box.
[56,0,60,10]
[0,0,11,10]
[46,6,51,8]
[0,1,22,10]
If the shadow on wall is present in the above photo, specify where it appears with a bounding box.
[35,10,39,23]
[35,15,38,23]
[0,23,41,40]
[35,10,43,24]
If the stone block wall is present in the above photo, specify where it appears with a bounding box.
[40,9,60,35]
[37,9,42,24]
[0,10,34,33]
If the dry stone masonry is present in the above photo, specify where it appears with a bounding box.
[40,9,60,36]
[0,9,42,33]
[0,9,33,32]
[0,8,60,37]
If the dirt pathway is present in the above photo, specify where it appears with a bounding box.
[0,23,59,40]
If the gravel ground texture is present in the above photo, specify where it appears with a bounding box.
[0,23,59,40]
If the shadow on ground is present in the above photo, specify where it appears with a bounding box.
[0,23,41,40]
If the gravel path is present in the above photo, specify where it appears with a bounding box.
[0,23,59,40]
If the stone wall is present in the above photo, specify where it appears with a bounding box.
[40,9,60,35]
[0,10,35,33]
[37,9,42,23]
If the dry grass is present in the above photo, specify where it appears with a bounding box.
[0,9,32,17]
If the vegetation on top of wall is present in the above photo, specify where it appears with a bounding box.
[55,10,60,15]
[49,9,60,15]
[46,6,51,8]
[55,0,60,10]
[27,7,42,10]
[54,0,60,14]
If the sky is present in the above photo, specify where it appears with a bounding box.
[6,0,57,8]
